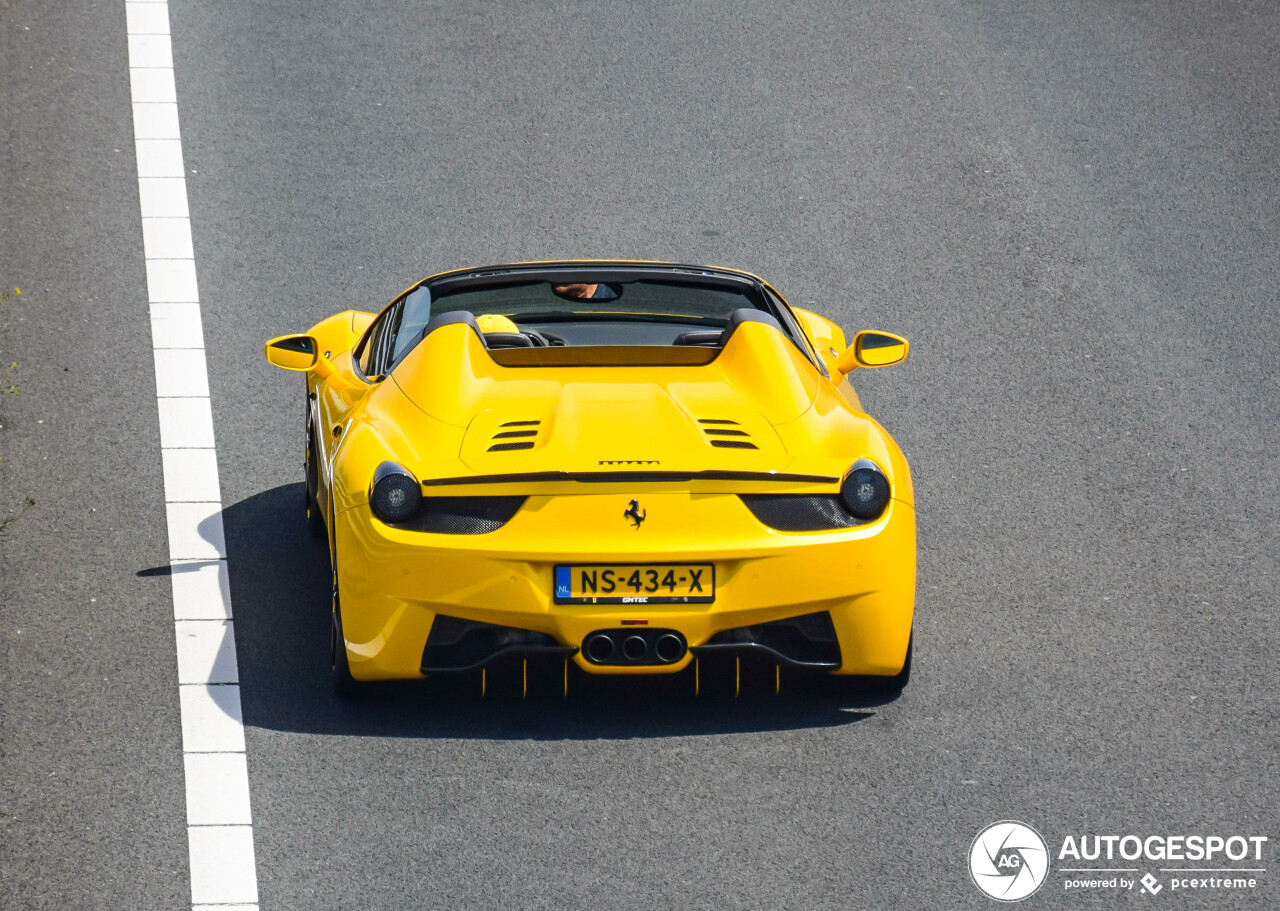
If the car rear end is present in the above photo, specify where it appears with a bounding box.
[335,475,915,685]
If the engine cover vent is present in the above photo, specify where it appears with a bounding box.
[487,420,541,452]
[699,418,759,450]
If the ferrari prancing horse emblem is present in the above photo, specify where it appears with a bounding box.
[623,499,647,529]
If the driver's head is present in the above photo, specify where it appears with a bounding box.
[551,283,599,300]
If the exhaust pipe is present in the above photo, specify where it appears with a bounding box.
[585,633,615,663]
[654,633,685,663]
[581,628,686,666]
[622,635,649,661]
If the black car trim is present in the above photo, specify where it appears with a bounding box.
[421,469,839,487]
[691,611,842,669]
[689,642,840,670]
[421,615,576,674]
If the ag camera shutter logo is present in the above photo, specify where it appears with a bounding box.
[969,821,1050,902]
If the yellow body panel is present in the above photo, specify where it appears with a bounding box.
[336,493,915,679]
[279,261,916,685]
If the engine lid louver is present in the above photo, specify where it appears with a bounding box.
[698,418,759,450]
[487,420,540,452]
[460,405,783,474]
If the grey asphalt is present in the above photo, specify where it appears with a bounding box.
[1,1,189,909]
[2,0,1277,908]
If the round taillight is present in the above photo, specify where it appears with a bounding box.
[371,464,421,524]
[840,465,890,520]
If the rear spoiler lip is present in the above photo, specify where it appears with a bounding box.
[422,469,839,488]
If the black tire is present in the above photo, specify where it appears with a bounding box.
[305,423,326,538]
[331,579,363,698]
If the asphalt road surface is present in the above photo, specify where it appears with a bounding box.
[2,0,1277,908]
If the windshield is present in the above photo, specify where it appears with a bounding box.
[363,269,823,374]
[386,278,771,355]
[430,279,757,324]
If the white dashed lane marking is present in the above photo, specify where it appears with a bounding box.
[126,0,261,907]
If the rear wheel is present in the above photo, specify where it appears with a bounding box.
[330,575,363,698]
[304,420,325,538]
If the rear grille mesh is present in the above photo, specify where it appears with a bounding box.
[739,494,866,531]
[391,496,526,534]
[487,441,534,451]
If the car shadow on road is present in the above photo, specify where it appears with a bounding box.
[208,483,893,740]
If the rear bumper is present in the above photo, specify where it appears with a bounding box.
[334,491,915,681]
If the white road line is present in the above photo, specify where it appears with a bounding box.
[150,303,205,348]
[133,103,182,140]
[162,449,222,503]
[187,827,258,905]
[143,221,197,260]
[128,34,174,68]
[153,349,211,397]
[179,685,248,753]
[170,561,234,621]
[125,2,169,34]
[165,503,227,561]
[157,399,218,448]
[184,754,253,825]
[139,177,190,217]
[146,258,200,301]
[129,67,178,103]
[126,1,260,907]
[136,139,188,177]
[174,620,239,684]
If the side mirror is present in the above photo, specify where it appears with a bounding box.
[265,334,320,371]
[835,330,909,374]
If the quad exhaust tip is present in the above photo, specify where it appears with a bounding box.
[585,633,616,663]
[654,633,684,663]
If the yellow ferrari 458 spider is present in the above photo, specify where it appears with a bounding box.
[265,261,915,696]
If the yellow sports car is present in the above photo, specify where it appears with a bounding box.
[265,261,915,696]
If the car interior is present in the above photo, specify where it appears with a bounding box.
[354,267,824,378]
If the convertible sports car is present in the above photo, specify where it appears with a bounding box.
[265,261,915,696]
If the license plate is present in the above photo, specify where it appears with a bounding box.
[554,563,715,604]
